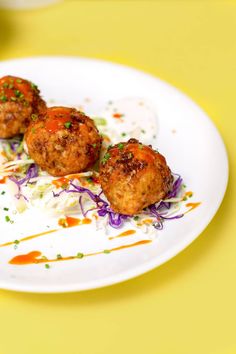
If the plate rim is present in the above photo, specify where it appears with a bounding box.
[0,56,229,293]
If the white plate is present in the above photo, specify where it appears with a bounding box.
[0,57,228,293]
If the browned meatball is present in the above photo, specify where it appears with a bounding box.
[0,75,46,138]
[25,106,102,176]
[99,138,173,215]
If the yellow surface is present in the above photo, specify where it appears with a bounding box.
[0,1,235,354]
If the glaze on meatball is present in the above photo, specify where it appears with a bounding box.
[99,138,173,215]
[25,106,102,176]
[0,76,46,138]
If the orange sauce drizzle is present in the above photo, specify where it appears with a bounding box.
[0,176,7,184]
[45,116,70,133]
[52,177,68,188]
[0,218,92,248]
[0,229,58,248]
[185,202,201,214]
[142,219,153,224]
[185,191,193,198]
[9,240,152,265]
[58,216,91,228]
[109,229,136,240]
[113,113,123,119]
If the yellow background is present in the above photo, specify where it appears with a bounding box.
[0,1,235,354]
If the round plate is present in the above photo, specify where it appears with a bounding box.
[0,57,228,293]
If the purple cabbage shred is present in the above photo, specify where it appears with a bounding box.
[52,173,184,229]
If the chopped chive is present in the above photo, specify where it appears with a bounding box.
[103,250,111,254]
[117,143,124,150]
[76,252,84,259]
[141,129,146,134]
[64,121,72,129]
[45,264,50,269]
[14,89,21,97]
[31,113,38,121]
[56,254,62,259]
[5,215,10,222]
[134,216,139,221]
[127,152,133,159]
[3,207,9,211]
[0,95,7,102]
[1,191,6,195]
[121,132,126,137]
[93,117,107,126]
[30,82,38,90]
[101,152,110,165]
[14,240,20,245]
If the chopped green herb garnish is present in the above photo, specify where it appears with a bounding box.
[31,114,38,121]
[3,82,9,88]
[14,240,20,245]
[1,191,6,195]
[30,82,38,90]
[0,95,7,102]
[5,215,10,222]
[57,254,62,259]
[127,152,133,159]
[3,207,9,211]
[76,252,84,259]
[101,152,110,164]
[121,132,126,137]
[118,143,124,150]
[64,121,72,129]
[141,129,146,134]
[45,264,50,269]
[134,216,139,221]
[93,117,107,126]
[16,79,22,83]
[103,250,111,254]
[14,89,21,97]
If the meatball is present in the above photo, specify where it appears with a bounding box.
[0,75,46,138]
[99,138,173,215]
[25,106,102,176]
